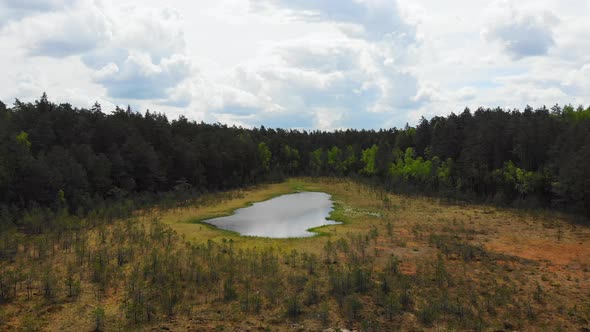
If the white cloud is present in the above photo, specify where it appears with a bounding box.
[3,0,110,57]
[253,0,416,42]
[482,1,558,59]
[106,5,185,61]
[455,87,477,101]
[206,34,426,129]
[93,52,192,100]
[0,56,107,109]
[194,0,427,129]
[1,0,195,105]
[564,64,590,99]
[0,0,588,129]
[0,0,76,26]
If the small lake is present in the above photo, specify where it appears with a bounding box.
[203,192,339,238]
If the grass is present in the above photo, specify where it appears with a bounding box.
[147,177,590,327]
[151,176,590,282]
[2,177,590,331]
[151,178,355,252]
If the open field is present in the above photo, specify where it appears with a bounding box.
[158,178,590,286]
[1,178,590,331]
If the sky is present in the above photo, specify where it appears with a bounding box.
[0,0,589,130]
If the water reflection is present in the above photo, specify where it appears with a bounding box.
[204,192,339,238]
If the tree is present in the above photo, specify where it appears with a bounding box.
[309,148,325,176]
[92,306,106,331]
[0,95,587,225]
[344,294,363,321]
[415,117,431,157]
[342,145,357,174]
[258,142,271,174]
[361,145,378,176]
[281,145,300,175]
[122,135,164,192]
[327,146,343,175]
[15,132,31,151]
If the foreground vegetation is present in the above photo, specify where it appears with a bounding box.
[1,178,589,331]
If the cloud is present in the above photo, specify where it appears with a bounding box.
[93,52,192,100]
[2,0,587,130]
[215,106,315,129]
[0,0,73,11]
[253,0,415,42]
[455,87,477,101]
[2,0,425,128]
[564,64,590,97]
[106,5,186,62]
[13,1,111,57]
[179,0,432,130]
[0,0,76,26]
[0,59,113,111]
[195,0,426,129]
[483,2,558,59]
[160,79,196,108]
[3,0,194,104]
[205,34,425,129]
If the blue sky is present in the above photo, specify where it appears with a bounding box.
[0,0,588,130]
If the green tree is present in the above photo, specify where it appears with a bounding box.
[342,145,357,174]
[309,148,325,176]
[327,146,343,175]
[15,131,31,150]
[92,306,105,331]
[258,142,271,173]
[361,145,378,176]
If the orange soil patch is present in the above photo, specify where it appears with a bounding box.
[399,261,417,275]
[487,238,590,267]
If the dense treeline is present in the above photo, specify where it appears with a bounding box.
[1,93,590,232]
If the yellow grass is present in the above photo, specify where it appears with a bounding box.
[150,178,397,253]
[3,177,590,330]
[148,177,590,328]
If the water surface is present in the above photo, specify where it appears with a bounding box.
[204,192,339,238]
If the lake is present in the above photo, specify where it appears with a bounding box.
[203,192,339,238]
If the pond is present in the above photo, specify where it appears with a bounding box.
[203,192,340,238]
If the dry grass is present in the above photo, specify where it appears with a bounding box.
[143,177,590,329]
[2,177,590,331]
[175,178,589,328]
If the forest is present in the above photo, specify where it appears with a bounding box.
[1,93,589,234]
[1,94,590,330]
